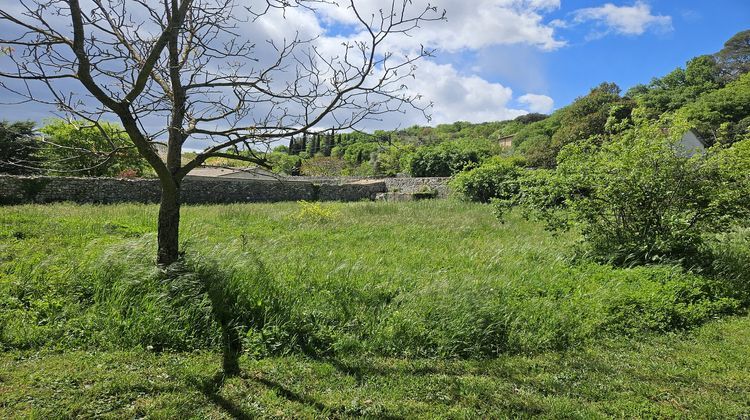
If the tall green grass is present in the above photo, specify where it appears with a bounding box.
[1,200,747,357]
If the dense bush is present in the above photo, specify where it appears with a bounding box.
[408,140,495,177]
[513,113,561,168]
[0,121,40,174]
[500,127,750,266]
[266,152,302,175]
[39,119,150,177]
[675,72,750,144]
[450,156,526,203]
[300,156,346,176]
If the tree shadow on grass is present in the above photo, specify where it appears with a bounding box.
[189,369,404,419]
[189,372,253,420]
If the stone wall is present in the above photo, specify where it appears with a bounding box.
[382,177,450,197]
[285,176,451,197]
[0,175,388,205]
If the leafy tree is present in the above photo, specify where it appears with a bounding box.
[627,56,722,119]
[502,125,750,266]
[512,83,630,168]
[408,139,496,177]
[514,113,549,124]
[322,132,333,157]
[550,82,626,149]
[266,152,301,175]
[0,0,444,376]
[716,29,750,81]
[676,72,750,144]
[373,144,413,176]
[0,0,443,268]
[343,142,379,166]
[0,121,39,174]
[39,119,150,177]
[513,108,566,168]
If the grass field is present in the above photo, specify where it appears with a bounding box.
[2,315,750,418]
[1,200,749,417]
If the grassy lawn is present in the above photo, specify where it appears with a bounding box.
[1,200,749,417]
[2,315,750,418]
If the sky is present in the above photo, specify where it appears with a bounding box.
[0,0,749,135]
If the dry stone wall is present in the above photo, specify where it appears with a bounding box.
[289,176,451,197]
[0,175,389,205]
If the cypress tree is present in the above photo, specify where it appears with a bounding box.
[312,134,320,155]
[307,133,315,155]
[323,132,333,157]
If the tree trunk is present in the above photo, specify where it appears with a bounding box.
[157,182,181,266]
[221,326,242,376]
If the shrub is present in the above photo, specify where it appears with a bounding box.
[408,145,475,177]
[501,128,750,266]
[266,152,301,175]
[39,119,150,177]
[0,120,40,175]
[450,156,526,203]
[293,200,341,224]
[300,156,346,176]
[412,185,439,200]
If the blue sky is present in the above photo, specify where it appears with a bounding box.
[0,0,748,132]
[318,0,750,125]
[524,0,750,105]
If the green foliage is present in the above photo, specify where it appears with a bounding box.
[0,120,40,174]
[450,156,526,203]
[4,312,750,418]
[512,82,632,169]
[39,119,150,177]
[266,152,301,175]
[502,128,750,266]
[715,29,750,80]
[292,200,341,224]
[342,141,379,166]
[408,139,495,177]
[548,83,631,160]
[513,112,549,124]
[273,119,536,178]
[628,56,723,120]
[675,72,750,144]
[513,113,562,168]
[299,156,346,176]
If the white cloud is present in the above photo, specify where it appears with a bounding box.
[518,94,554,113]
[317,0,566,52]
[249,1,563,127]
[572,1,672,36]
[406,61,542,125]
[0,0,561,136]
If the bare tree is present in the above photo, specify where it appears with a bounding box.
[0,0,445,265]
